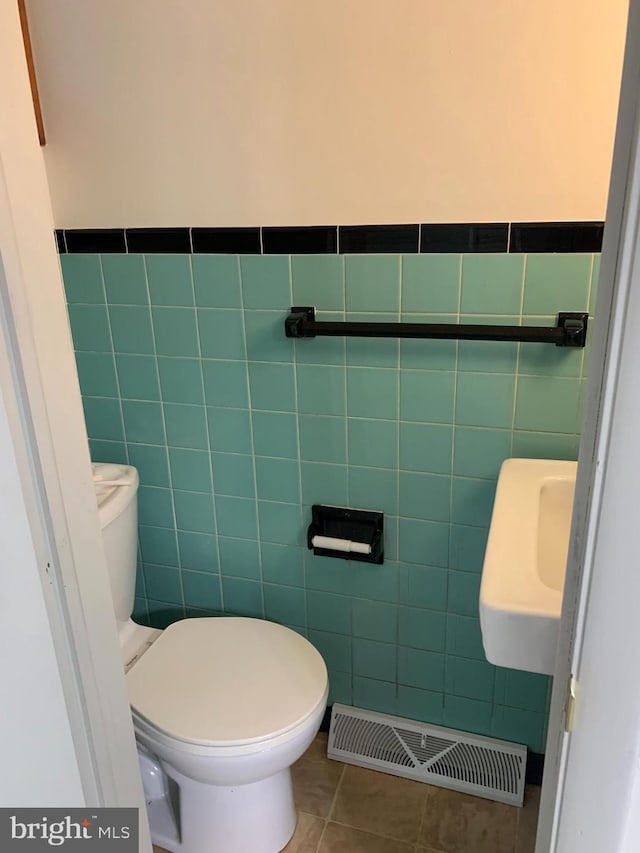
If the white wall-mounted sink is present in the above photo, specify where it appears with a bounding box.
[479,458,578,675]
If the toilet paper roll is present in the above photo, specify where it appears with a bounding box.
[311,535,372,555]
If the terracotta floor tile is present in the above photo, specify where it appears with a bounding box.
[292,744,344,818]
[318,822,414,852]
[515,785,541,853]
[331,765,427,844]
[419,786,518,853]
[283,812,326,852]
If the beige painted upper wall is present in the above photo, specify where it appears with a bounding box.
[26,0,627,228]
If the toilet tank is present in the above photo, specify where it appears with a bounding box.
[92,463,139,630]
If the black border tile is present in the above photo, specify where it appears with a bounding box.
[125,228,191,253]
[339,224,419,253]
[263,226,337,254]
[192,227,261,254]
[509,222,604,253]
[64,228,126,253]
[55,230,67,254]
[420,223,509,253]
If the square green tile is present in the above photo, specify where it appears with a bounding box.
[348,466,397,515]
[348,419,397,469]
[138,525,179,567]
[292,255,344,311]
[248,362,296,411]
[352,600,397,643]
[491,706,547,753]
[511,430,579,460]
[218,537,260,579]
[109,305,155,354]
[461,253,524,314]
[177,531,218,572]
[328,671,353,705]
[400,314,458,371]
[258,501,302,546]
[353,638,396,682]
[307,590,351,634]
[143,564,182,604]
[138,486,174,528]
[503,669,550,713]
[215,496,258,539]
[297,365,346,415]
[295,318,346,366]
[398,646,445,691]
[457,315,519,374]
[146,602,185,628]
[245,310,295,362]
[251,411,297,458]
[398,517,449,566]
[399,422,452,474]
[198,308,246,359]
[261,543,304,587]
[255,457,300,503]
[208,407,253,454]
[115,354,160,401]
[67,304,111,352]
[449,524,489,572]
[398,471,450,522]
[398,563,447,611]
[398,607,446,651]
[347,367,398,420]
[515,375,581,433]
[75,352,118,397]
[61,254,104,304]
[152,307,200,357]
[451,477,496,527]
[102,254,148,305]
[157,358,204,404]
[164,403,208,449]
[346,313,399,369]
[182,570,222,610]
[89,439,127,465]
[308,630,351,673]
[82,397,124,442]
[174,490,215,533]
[455,373,515,428]
[240,255,290,309]
[401,254,460,313]
[445,656,495,702]
[399,370,455,423]
[169,447,212,493]
[264,584,305,627]
[222,577,263,617]
[128,444,170,488]
[192,255,242,308]
[345,255,400,313]
[444,695,493,737]
[212,452,255,497]
[305,551,399,603]
[202,360,249,408]
[397,685,443,724]
[146,255,193,306]
[524,254,591,315]
[301,462,347,505]
[453,427,511,479]
[448,570,482,617]
[445,614,486,660]
[299,415,346,463]
[353,676,397,715]
[518,322,583,378]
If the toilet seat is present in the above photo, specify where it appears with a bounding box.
[127,617,328,752]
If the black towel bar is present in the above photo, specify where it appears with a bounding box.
[285,307,588,348]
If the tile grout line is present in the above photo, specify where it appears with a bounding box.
[315,763,346,850]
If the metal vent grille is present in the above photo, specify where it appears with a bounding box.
[328,704,526,806]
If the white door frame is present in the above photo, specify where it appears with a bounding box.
[0,2,150,846]
[538,1,640,850]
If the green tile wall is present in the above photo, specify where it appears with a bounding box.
[62,249,598,753]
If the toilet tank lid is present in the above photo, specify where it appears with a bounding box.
[92,463,139,529]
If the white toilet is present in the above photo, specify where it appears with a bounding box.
[93,462,328,853]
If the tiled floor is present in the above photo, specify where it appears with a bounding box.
[153,733,540,853]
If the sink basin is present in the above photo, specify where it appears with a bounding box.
[479,458,577,675]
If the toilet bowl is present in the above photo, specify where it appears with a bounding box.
[93,462,328,853]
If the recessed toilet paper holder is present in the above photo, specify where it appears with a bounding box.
[307,504,384,564]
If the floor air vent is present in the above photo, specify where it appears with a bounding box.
[328,704,526,806]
